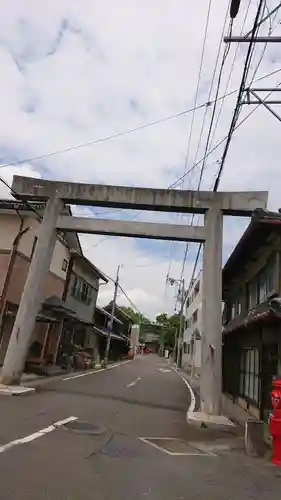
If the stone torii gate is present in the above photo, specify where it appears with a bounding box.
[0,175,268,415]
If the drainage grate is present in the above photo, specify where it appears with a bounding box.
[62,420,106,435]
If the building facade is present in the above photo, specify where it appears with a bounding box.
[0,201,74,366]
[93,303,131,361]
[182,270,203,374]
[57,251,108,364]
[0,200,107,372]
[222,210,281,421]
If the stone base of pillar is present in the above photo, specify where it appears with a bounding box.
[0,383,35,395]
[0,374,21,386]
[187,411,235,429]
[245,419,266,457]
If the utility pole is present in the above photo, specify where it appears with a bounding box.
[167,276,185,368]
[224,1,281,120]
[103,264,120,368]
[177,279,185,369]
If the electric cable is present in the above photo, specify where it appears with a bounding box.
[213,0,266,191]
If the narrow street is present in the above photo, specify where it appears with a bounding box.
[0,355,280,499]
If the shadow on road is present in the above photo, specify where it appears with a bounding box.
[39,385,186,413]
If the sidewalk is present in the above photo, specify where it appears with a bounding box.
[0,364,103,390]
[169,365,247,455]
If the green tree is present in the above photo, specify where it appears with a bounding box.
[155,312,180,348]
[155,313,169,325]
[119,306,149,325]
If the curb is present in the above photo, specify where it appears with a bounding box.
[1,359,133,394]
[170,365,198,414]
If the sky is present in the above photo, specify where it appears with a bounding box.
[0,0,281,319]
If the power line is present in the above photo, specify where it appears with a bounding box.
[185,4,280,307]
[13,67,277,257]
[192,4,231,178]
[0,92,239,172]
[178,15,233,285]
[167,0,215,293]
[213,0,266,191]
[180,0,213,188]
[248,1,270,86]
[82,65,281,256]
[2,69,278,266]
[167,100,260,189]
[117,283,145,317]
[168,66,281,189]
[0,174,43,221]
[0,67,278,185]
[208,0,252,153]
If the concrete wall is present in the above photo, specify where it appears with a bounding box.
[0,211,69,365]
[0,215,21,250]
[222,393,260,426]
[224,237,281,315]
[0,253,10,296]
[183,270,203,370]
[0,213,70,284]
[6,253,64,304]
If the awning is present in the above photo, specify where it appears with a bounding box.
[95,306,123,325]
[6,309,59,324]
[93,326,127,342]
[223,310,280,335]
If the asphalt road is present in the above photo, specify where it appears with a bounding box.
[0,355,281,500]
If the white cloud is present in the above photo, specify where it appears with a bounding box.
[80,232,195,319]
[0,0,280,318]
[0,165,41,198]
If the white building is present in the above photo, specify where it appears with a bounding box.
[182,270,202,374]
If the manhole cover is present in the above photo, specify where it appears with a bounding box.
[139,437,214,456]
[62,421,106,435]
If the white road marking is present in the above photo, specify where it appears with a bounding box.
[138,437,215,456]
[126,377,140,388]
[0,416,77,454]
[158,368,171,373]
[63,369,105,381]
[63,359,131,381]
[170,366,196,413]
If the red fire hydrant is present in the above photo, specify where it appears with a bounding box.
[269,378,281,466]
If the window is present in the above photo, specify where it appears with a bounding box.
[62,259,68,272]
[194,281,200,297]
[30,236,38,260]
[259,257,275,301]
[192,309,198,324]
[247,255,276,308]
[239,348,260,404]
[71,275,94,305]
[187,343,190,354]
[185,318,191,328]
[231,296,242,318]
[247,278,258,309]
